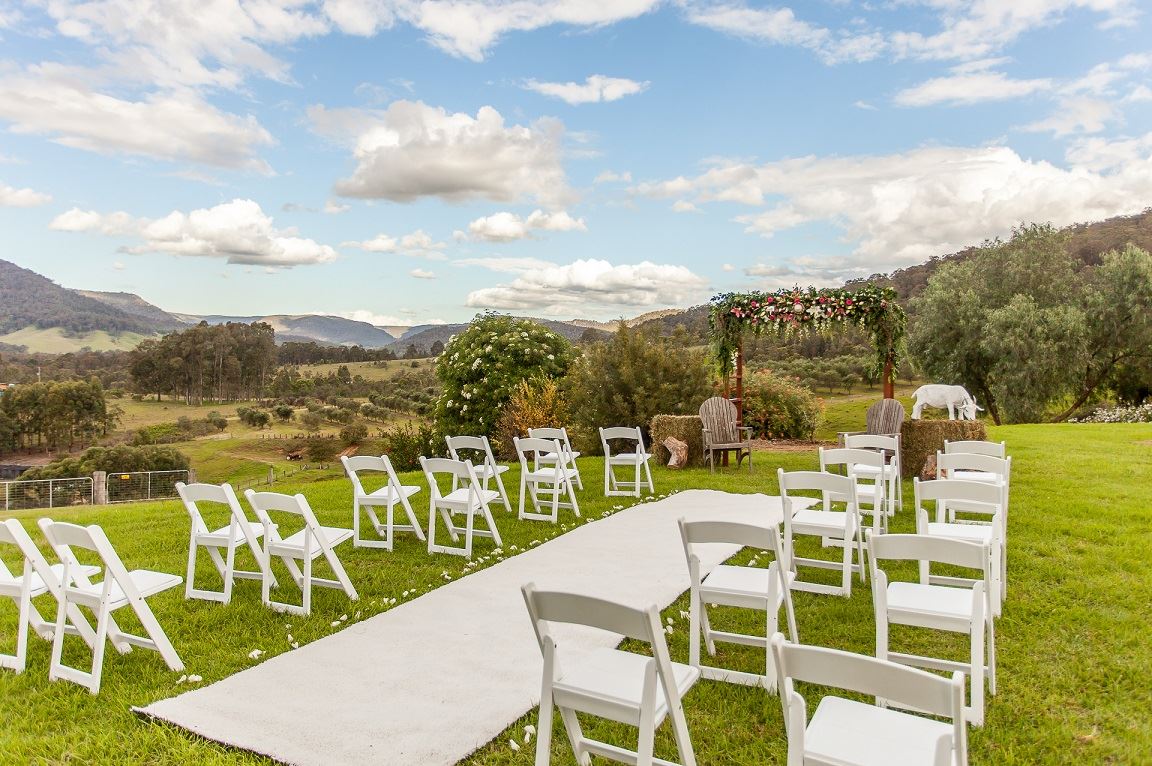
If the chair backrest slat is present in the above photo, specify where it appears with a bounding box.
[524,586,653,642]
[599,426,645,456]
[842,433,898,453]
[936,452,1010,478]
[914,477,1003,506]
[699,396,738,443]
[869,532,987,571]
[820,447,886,471]
[944,440,1006,458]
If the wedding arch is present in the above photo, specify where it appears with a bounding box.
[709,285,907,422]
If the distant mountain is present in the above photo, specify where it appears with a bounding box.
[389,317,609,354]
[567,308,685,332]
[178,313,397,348]
[75,290,188,331]
[0,258,159,339]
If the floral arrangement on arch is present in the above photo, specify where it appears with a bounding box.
[708,284,907,378]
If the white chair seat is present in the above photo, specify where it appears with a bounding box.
[73,569,182,607]
[475,464,510,479]
[198,521,265,547]
[792,509,854,535]
[852,463,898,478]
[701,565,795,608]
[523,467,580,483]
[273,526,355,558]
[553,647,699,722]
[951,469,999,483]
[805,695,955,766]
[1,563,101,597]
[607,453,652,465]
[539,450,581,461]
[359,484,421,504]
[926,522,993,545]
[887,582,977,622]
[441,487,501,509]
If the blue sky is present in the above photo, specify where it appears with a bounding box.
[0,1,1149,327]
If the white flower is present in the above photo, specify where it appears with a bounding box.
[248,649,265,660]
[176,674,187,684]
[188,674,203,683]
[509,740,521,752]
[291,642,299,649]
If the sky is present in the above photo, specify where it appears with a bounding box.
[0,1,1150,328]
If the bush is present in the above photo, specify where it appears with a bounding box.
[273,405,294,422]
[433,313,574,440]
[566,324,713,452]
[493,378,569,458]
[381,422,444,471]
[304,437,337,463]
[742,371,823,440]
[132,422,183,445]
[236,407,271,429]
[20,445,190,480]
[1070,403,1152,423]
[300,411,323,432]
[339,422,369,446]
[649,415,704,467]
[900,419,987,479]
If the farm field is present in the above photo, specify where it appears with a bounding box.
[1,422,1149,764]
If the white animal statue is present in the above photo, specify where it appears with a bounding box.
[911,384,984,420]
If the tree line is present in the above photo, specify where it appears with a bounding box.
[0,379,116,455]
[129,322,277,405]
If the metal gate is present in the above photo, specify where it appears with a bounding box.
[106,470,189,503]
[1,477,94,512]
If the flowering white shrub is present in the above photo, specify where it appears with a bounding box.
[433,313,574,439]
[1070,403,1152,423]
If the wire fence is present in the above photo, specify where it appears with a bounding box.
[106,470,190,504]
[1,477,93,512]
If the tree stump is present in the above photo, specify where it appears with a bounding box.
[663,437,688,469]
[900,419,987,479]
[920,453,939,481]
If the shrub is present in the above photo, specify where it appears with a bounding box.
[132,422,183,445]
[741,371,823,440]
[20,445,190,480]
[493,378,570,458]
[1070,403,1152,423]
[565,324,713,452]
[339,422,369,446]
[236,407,271,429]
[381,422,444,471]
[304,437,337,463]
[273,404,295,422]
[649,415,704,467]
[433,313,574,440]
[300,411,323,432]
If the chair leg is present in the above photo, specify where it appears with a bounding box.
[969,617,985,727]
[841,534,854,596]
[636,707,656,766]
[565,478,580,518]
[535,686,555,766]
[688,586,701,668]
[559,707,592,766]
[185,534,198,600]
[399,493,427,542]
[131,599,184,671]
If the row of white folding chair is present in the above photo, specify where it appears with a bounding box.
[843,433,903,514]
[178,482,358,616]
[419,457,503,558]
[446,435,514,513]
[341,455,425,551]
[521,581,969,766]
[779,468,868,597]
[514,437,582,523]
[528,427,584,490]
[0,518,183,694]
[937,451,1012,524]
[820,447,889,535]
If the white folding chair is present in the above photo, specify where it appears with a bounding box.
[770,633,968,766]
[446,435,513,513]
[600,426,655,498]
[936,452,1012,523]
[40,519,184,694]
[0,519,103,673]
[914,479,1006,617]
[177,481,274,603]
[419,457,503,558]
[244,490,358,616]
[341,455,425,550]
[522,583,699,766]
[678,518,798,690]
[514,436,582,523]
[819,447,889,535]
[944,440,1006,459]
[528,427,584,489]
[869,532,996,726]
[842,433,902,514]
[778,469,866,597]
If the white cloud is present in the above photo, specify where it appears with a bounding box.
[523,75,649,105]
[112,261,125,270]
[313,101,572,206]
[324,0,397,36]
[0,181,51,207]
[465,259,708,314]
[671,200,699,213]
[0,65,274,170]
[1065,131,1152,172]
[744,258,871,290]
[895,70,1051,106]
[462,210,587,242]
[330,309,444,327]
[410,268,436,279]
[50,199,336,267]
[853,100,878,111]
[454,256,555,273]
[342,228,447,259]
[1023,97,1119,137]
[594,170,632,183]
[323,200,351,214]
[386,0,660,61]
[638,143,1152,280]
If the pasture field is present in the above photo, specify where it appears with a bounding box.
[297,358,436,382]
[1,423,1149,764]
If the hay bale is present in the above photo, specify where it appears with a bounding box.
[901,419,987,479]
[650,415,704,467]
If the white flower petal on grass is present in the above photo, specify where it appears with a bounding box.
[291,642,300,649]
[176,674,187,684]
[331,621,340,627]
[247,649,265,660]
[665,625,674,635]
[509,740,520,752]
[188,674,203,683]
[287,634,294,643]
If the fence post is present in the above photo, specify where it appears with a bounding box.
[267,466,275,485]
[93,471,108,505]
[187,468,197,484]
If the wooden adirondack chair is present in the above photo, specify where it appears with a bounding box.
[699,396,753,473]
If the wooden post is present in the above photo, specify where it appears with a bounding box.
[735,341,745,427]
[883,357,894,399]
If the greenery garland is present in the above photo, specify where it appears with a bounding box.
[708,285,907,380]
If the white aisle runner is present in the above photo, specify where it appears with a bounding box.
[137,490,783,766]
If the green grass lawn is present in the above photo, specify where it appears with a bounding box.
[2,424,1150,764]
